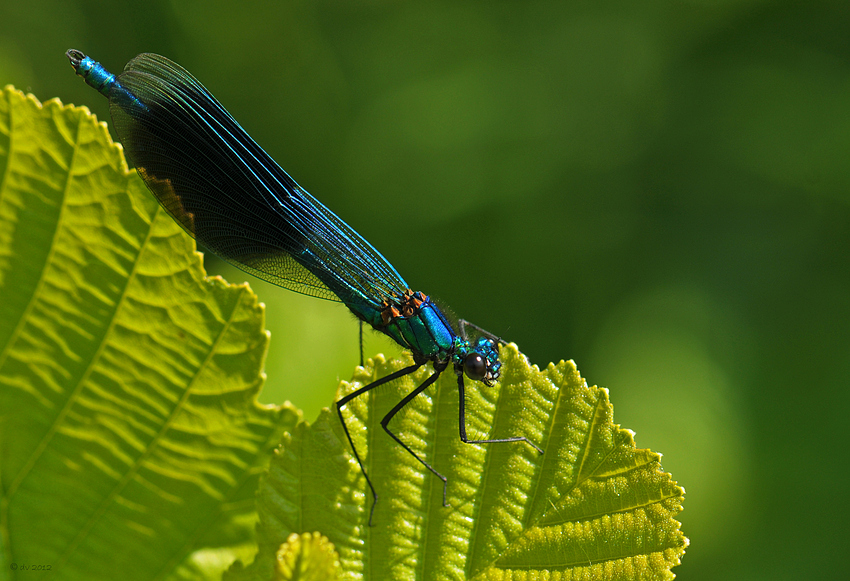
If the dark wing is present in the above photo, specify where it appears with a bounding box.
[107,53,408,307]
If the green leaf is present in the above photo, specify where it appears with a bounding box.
[272,532,341,581]
[241,348,687,580]
[0,86,299,579]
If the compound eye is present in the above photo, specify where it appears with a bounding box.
[463,352,488,382]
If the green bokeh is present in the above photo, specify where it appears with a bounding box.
[5,1,848,578]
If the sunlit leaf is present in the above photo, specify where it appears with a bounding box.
[0,86,299,580]
[273,532,341,581]
[238,348,687,580]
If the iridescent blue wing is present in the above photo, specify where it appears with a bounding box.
[107,53,408,308]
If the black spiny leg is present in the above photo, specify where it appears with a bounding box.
[337,362,422,525]
[379,361,450,507]
[456,369,543,453]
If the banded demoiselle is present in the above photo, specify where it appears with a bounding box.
[66,50,542,523]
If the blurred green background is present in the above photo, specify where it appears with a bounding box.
[3,0,848,578]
